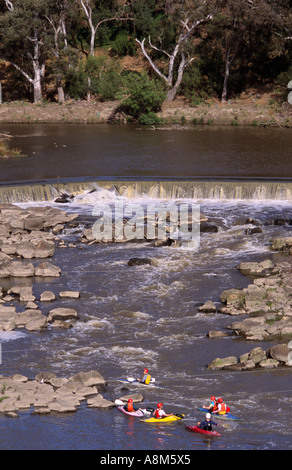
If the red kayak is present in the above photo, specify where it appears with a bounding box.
[186,425,221,437]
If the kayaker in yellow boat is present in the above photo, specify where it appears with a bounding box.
[136,368,152,385]
[153,402,173,419]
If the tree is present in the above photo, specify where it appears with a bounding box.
[76,0,132,100]
[44,0,71,103]
[135,1,214,101]
[216,0,289,102]
[0,0,52,102]
[77,0,133,55]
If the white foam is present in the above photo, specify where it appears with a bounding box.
[0,331,26,342]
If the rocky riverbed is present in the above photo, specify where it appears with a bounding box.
[0,203,82,332]
[1,201,292,420]
[203,237,292,371]
[0,370,144,416]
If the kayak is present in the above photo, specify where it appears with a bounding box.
[142,414,185,423]
[117,377,159,387]
[197,406,241,421]
[186,425,221,437]
[118,405,144,417]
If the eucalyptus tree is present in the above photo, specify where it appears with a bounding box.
[135,0,215,101]
[216,0,290,102]
[77,0,133,55]
[0,0,54,102]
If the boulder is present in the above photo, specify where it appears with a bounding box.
[207,356,238,369]
[271,237,292,251]
[40,291,56,302]
[268,344,289,364]
[47,308,78,323]
[128,257,152,266]
[0,305,17,330]
[199,300,216,313]
[47,399,78,413]
[0,224,10,238]
[68,370,106,388]
[59,291,80,299]
[238,259,274,277]
[0,260,35,278]
[200,223,219,233]
[34,240,55,258]
[118,393,143,403]
[35,262,61,277]
[248,347,266,364]
[15,309,47,331]
[23,216,44,232]
[259,359,279,368]
[220,288,245,307]
[87,394,115,409]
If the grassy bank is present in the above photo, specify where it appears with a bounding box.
[0,133,23,159]
[0,91,291,127]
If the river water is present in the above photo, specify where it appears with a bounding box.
[0,124,291,452]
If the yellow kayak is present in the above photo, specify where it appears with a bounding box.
[141,414,184,423]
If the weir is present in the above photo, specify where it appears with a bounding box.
[0,179,292,204]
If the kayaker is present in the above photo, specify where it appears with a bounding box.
[197,413,218,431]
[123,398,142,413]
[203,396,218,413]
[153,402,173,419]
[136,368,152,385]
[212,397,227,415]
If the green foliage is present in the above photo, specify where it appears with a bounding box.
[121,72,166,121]
[64,55,123,101]
[1,0,292,104]
[110,32,136,57]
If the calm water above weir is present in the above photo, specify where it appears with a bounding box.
[0,124,292,451]
[1,123,292,183]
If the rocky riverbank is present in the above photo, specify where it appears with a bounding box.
[202,236,292,371]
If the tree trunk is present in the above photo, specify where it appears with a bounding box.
[221,61,230,103]
[221,48,231,103]
[32,60,44,103]
[166,87,178,101]
[57,75,65,103]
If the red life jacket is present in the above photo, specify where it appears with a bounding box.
[126,402,134,412]
[212,401,218,412]
[218,403,226,414]
[154,409,162,418]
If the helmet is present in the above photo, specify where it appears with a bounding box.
[206,413,211,419]
[128,398,133,403]
[210,396,216,401]
[157,403,163,408]
[217,397,223,403]
[144,368,149,373]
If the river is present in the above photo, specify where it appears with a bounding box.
[0,123,291,451]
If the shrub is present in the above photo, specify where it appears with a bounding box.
[121,72,166,121]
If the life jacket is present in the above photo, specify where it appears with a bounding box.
[218,403,227,414]
[144,374,151,385]
[154,409,162,419]
[212,401,218,412]
[126,402,134,412]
